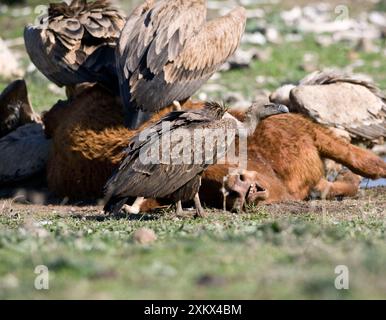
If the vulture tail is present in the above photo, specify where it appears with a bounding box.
[119,79,152,129]
[124,108,152,129]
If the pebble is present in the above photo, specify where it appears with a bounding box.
[133,228,157,245]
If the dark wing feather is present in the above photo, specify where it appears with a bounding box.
[24,0,126,88]
[117,0,207,114]
[0,79,39,138]
[0,123,51,184]
[104,106,231,204]
[164,7,246,83]
[124,6,246,114]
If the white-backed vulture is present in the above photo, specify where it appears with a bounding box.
[117,0,247,129]
[103,100,289,217]
[24,0,126,91]
[270,70,386,145]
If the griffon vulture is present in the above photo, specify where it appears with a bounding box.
[270,70,386,145]
[103,100,289,217]
[24,0,126,91]
[117,0,247,128]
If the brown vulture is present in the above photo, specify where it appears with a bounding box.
[116,0,247,128]
[103,100,289,217]
[24,0,126,91]
[270,70,386,145]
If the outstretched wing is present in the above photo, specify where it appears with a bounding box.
[24,0,126,88]
[121,6,246,115]
[117,0,207,114]
[134,6,247,113]
[164,7,247,84]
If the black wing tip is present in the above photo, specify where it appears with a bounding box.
[103,196,128,215]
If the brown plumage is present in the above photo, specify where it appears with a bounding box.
[24,0,126,90]
[0,79,40,138]
[117,0,247,128]
[270,70,386,145]
[103,100,288,216]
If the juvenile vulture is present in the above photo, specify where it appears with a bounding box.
[24,0,126,91]
[0,79,40,139]
[117,0,247,129]
[270,70,386,145]
[103,100,289,217]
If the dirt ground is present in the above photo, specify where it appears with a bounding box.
[1,187,385,219]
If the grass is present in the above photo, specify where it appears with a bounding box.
[0,0,386,300]
[0,190,385,299]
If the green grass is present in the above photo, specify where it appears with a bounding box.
[0,198,386,299]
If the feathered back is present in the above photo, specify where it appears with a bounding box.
[48,0,125,50]
[300,70,386,108]
[203,101,228,120]
[24,0,126,88]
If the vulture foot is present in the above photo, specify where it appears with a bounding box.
[194,193,207,218]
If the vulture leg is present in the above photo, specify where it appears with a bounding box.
[175,200,184,215]
[221,176,229,212]
[194,193,206,218]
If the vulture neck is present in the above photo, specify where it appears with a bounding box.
[223,112,260,136]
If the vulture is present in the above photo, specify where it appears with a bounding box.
[0,123,51,185]
[103,100,289,217]
[24,0,126,91]
[270,70,386,145]
[117,0,247,129]
[0,79,40,139]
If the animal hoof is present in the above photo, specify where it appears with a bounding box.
[122,204,140,215]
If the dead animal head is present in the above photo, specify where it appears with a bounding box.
[224,169,269,212]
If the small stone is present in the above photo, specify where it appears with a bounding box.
[133,228,157,245]
[0,38,23,79]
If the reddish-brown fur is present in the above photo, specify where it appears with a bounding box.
[43,85,386,209]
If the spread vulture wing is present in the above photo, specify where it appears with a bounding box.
[24,0,126,89]
[104,103,230,202]
[290,70,386,143]
[117,0,246,128]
